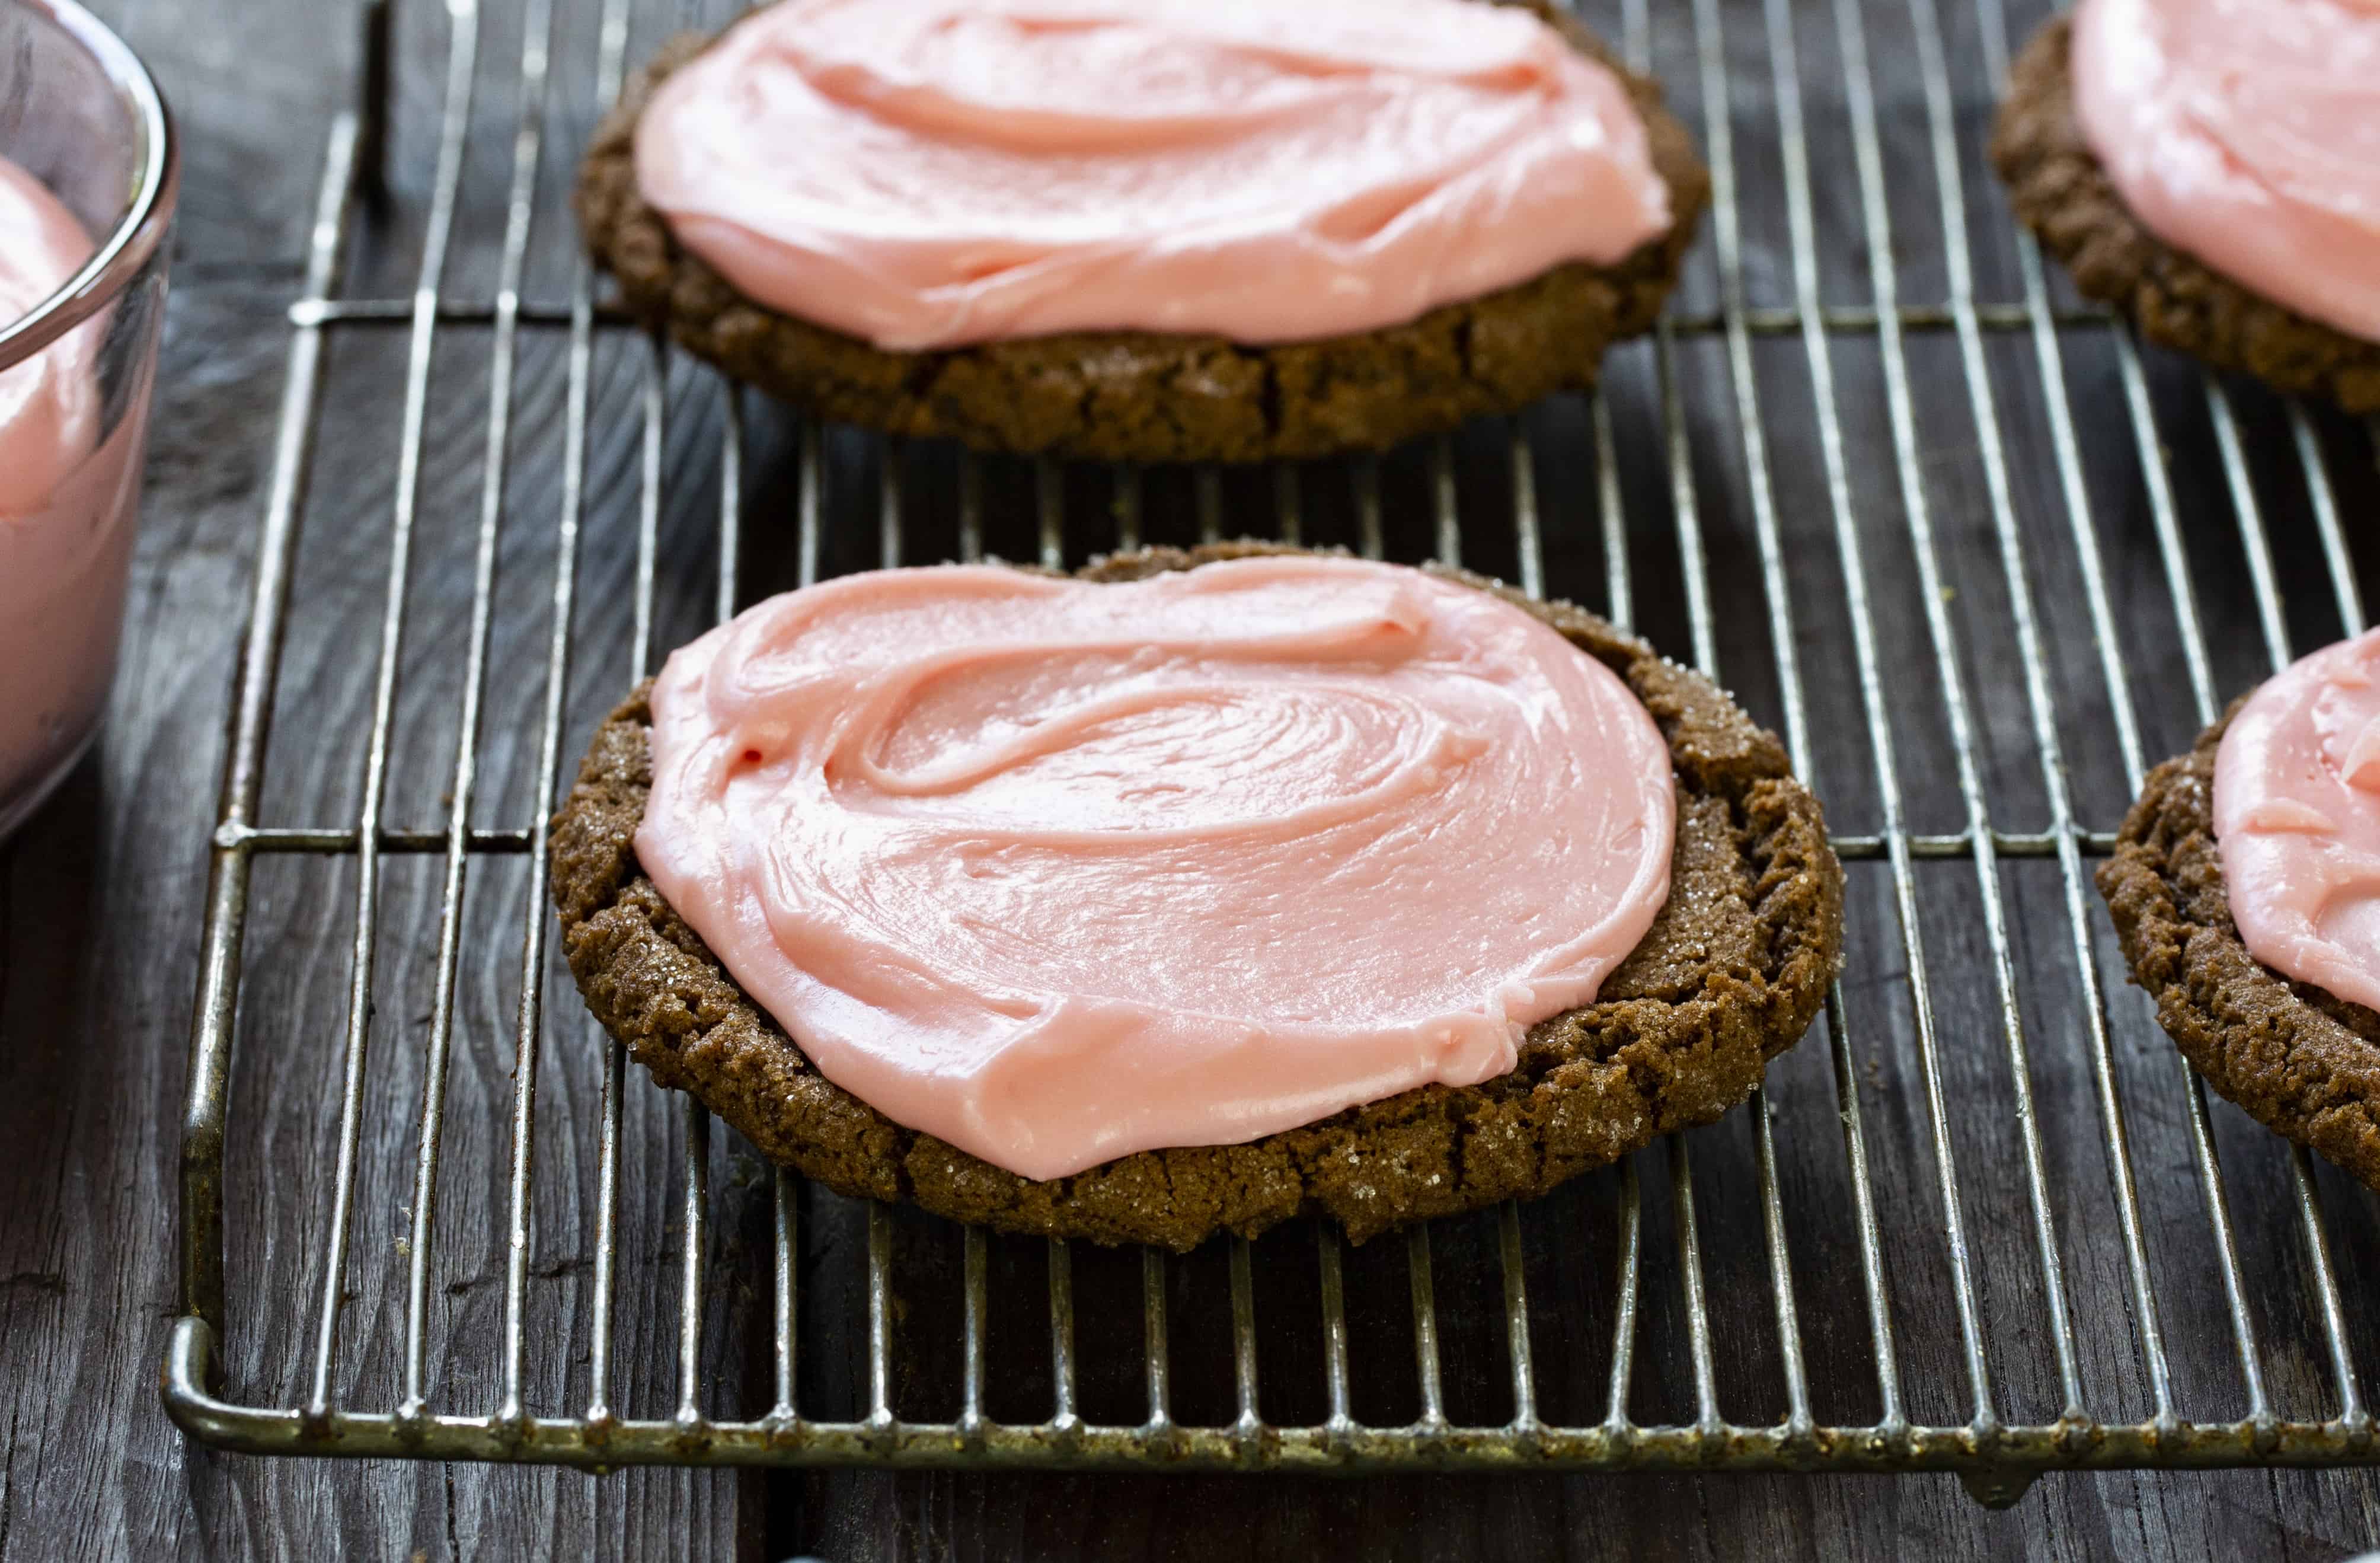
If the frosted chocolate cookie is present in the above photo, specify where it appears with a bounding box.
[549,543,1841,1249]
[574,0,1710,462]
[2100,630,2380,1192]
[1991,4,2380,412]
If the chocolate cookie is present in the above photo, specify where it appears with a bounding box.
[572,5,1711,464]
[2099,708,2380,1192]
[1991,18,2380,413]
[548,543,1843,1249]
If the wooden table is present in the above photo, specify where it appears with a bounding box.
[6,0,2379,1556]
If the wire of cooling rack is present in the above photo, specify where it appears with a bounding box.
[166,0,2380,1508]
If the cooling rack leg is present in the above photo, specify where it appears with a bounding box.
[1956,1466,2040,1510]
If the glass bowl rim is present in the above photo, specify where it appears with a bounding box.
[0,0,179,371]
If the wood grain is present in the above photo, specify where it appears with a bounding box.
[3,0,2378,1558]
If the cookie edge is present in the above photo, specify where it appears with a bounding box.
[2098,706,2380,1192]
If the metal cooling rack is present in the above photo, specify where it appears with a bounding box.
[165,0,2380,1508]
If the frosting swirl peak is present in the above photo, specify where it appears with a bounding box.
[2215,629,2380,1014]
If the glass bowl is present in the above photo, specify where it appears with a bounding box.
[0,0,177,837]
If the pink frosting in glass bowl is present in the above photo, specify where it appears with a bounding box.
[0,155,145,824]
[2214,629,2380,1015]
[630,0,1672,349]
[2072,0,2380,344]
[634,556,1676,1181]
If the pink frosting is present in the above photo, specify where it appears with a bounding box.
[636,556,1675,1180]
[631,0,1672,349]
[2071,0,2380,345]
[2214,629,2380,1014]
[0,157,144,810]
[0,160,98,515]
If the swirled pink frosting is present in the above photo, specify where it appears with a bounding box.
[2214,629,2380,1014]
[635,556,1675,1179]
[2072,0,2380,344]
[631,0,1672,350]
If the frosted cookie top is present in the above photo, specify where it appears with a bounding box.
[631,0,1672,350]
[634,556,1676,1179]
[2072,0,2380,344]
[2215,628,2380,1013]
